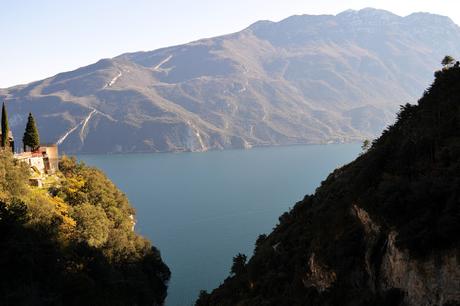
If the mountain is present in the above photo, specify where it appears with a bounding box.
[2,8,460,153]
[195,65,460,305]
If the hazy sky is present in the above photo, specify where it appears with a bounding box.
[1,0,459,87]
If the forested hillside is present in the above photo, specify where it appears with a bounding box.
[196,63,460,305]
[0,153,170,305]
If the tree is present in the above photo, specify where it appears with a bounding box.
[441,55,455,68]
[195,290,210,306]
[361,139,371,153]
[255,234,267,252]
[71,203,110,247]
[230,253,247,275]
[23,113,40,151]
[1,103,9,149]
[0,150,29,198]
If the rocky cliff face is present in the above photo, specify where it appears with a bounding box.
[353,204,460,306]
[196,61,460,306]
[2,8,460,153]
[380,232,459,306]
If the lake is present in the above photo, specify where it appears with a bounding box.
[79,143,361,306]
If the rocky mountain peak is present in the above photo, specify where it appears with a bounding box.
[2,9,460,154]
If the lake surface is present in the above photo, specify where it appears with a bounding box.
[79,143,361,306]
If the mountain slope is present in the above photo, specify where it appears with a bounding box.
[0,154,170,305]
[2,8,460,153]
[195,64,460,305]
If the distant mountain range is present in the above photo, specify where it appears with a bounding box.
[2,8,460,154]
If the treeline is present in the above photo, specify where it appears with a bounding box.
[0,152,170,305]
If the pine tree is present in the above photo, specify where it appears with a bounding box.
[1,102,9,148]
[23,113,40,151]
[442,55,455,68]
[230,253,247,275]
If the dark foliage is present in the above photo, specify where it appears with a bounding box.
[0,154,170,305]
[231,253,247,275]
[1,102,9,148]
[196,64,460,305]
[0,199,170,306]
[22,112,40,151]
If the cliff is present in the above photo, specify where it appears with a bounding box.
[196,65,460,305]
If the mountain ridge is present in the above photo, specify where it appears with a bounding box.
[2,8,460,154]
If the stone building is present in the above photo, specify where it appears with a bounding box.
[14,144,59,175]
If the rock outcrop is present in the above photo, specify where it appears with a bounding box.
[352,204,460,306]
[380,232,460,306]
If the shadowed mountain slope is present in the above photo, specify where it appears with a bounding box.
[195,63,460,306]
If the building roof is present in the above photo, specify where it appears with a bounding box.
[14,151,44,159]
[40,143,57,147]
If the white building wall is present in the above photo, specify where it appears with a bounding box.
[28,156,45,173]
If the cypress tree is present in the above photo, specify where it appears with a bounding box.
[23,113,40,151]
[1,102,9,148]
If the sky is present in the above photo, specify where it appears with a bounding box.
[1,0,460,88]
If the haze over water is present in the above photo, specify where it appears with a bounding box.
[79,143,361,305]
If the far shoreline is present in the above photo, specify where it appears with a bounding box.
[70,140,364,157]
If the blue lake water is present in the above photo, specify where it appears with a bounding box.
[78,143,361,306]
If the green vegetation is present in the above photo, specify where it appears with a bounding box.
[1,103,10,149]
[0,153,170,305]
[361,139,371,153]
[230,253,247,275]
[196,60,460,305]
[442,55,455,68]
[22,112,40,151]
